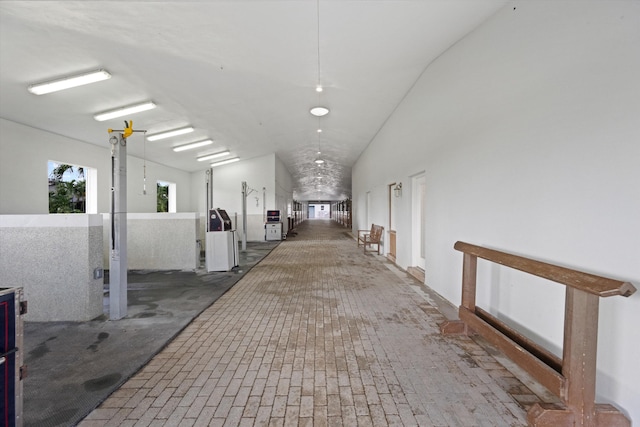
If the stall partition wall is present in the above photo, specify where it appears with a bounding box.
[0,214,103,322]
[102,212,200,271]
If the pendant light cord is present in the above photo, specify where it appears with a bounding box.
[143,131,147,195]
[317,0,321,88]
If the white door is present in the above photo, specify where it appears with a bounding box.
[411,174,426,270]
[365,191,371,228]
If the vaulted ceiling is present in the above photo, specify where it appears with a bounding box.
[0,0,506,200]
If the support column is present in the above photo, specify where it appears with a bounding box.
[562,286,599,426]
[528,287,631,427]
[241,181,247,251]
[440,252,477,335]
[109,133,127,320]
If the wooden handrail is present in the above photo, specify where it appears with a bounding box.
[453,241,635,297]
[442,241,636,427]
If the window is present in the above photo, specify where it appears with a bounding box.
[157,181,176,213]
[48,161,97,214]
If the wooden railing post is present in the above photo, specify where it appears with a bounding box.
[440,251,478,335]
[461,252,477,312]
[441,241,635,427]
[562,287,599,426]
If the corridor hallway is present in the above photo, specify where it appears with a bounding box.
[79,219,542,426]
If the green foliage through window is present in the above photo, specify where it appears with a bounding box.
[157,182,169,212]
[49,163,86,213]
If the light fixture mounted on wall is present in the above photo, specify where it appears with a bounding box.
[394,183,403,197]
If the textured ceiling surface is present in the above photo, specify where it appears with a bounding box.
[0,0,506,200]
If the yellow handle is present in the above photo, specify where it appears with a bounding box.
[123,120,133,138]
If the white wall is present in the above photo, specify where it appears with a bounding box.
[191,153,293,241]
[0,118,111,214]
[353,1,640,421]
[127,156,192,214]
[0,118,192,215]
[275,154,293,234]
[309,203,331,219]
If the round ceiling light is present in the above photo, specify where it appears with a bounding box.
[310,106,329,117]
[314,158,325,164]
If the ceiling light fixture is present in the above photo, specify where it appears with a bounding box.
[315,0,323,93]
[211,157,240,167]
[94,101,156,121]
[197,150,231,161]
[310,106,329,117]
[173,139,213,152]
[312,2,328,171]
[28,69,111,95]
[147,126,194,141]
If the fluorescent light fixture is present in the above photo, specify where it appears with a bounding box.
[197,150,230,161]
[94,101,156,121]
[28,69,111,95]
[172,139,213,152]
[310,106,329,117]
[211,157,240,167]
[147,127,194,141]
[315,158,325,164]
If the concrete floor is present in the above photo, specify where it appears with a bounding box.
[23,241,279,427]
[67,219,552,427]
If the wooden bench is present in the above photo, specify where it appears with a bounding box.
[357,224,383,254]
[441,241,636,427]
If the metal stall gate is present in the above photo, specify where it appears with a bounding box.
[0,287,25,427]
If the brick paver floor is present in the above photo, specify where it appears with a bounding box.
[78,220,537,426]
